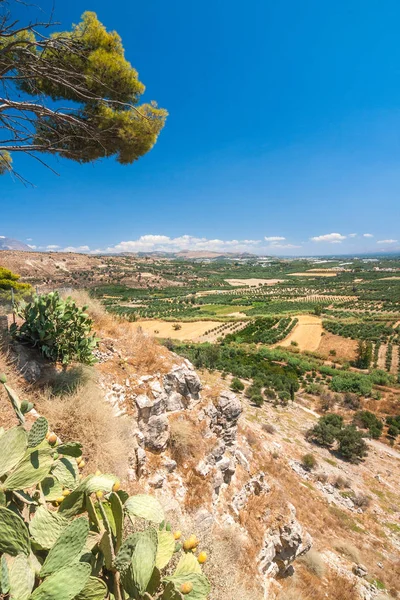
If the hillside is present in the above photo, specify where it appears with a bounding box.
[1,291,399,600]
[0,236,31,251]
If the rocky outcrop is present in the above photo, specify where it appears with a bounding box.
[258,503,312,578]
[132,362,202,451]
[206,390,242,446]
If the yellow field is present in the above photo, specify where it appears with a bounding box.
[225,278,284,286]
[275,315,323,351]
[134,320,221,341]
[288,272,337,277]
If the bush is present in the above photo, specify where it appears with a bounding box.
[230,377,245,392]
[251,393,264,407]
[0,376,211,600]
[353,410,383,439]
[302,453,317,471]
[11,292,98,365]
[336,426,368,462]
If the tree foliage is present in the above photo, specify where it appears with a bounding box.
[0,6,167,179]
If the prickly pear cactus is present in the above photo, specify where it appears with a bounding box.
[0,506,30,556]
[4,445,53,490]
[28,417,49,448]
[0,426,27,476]
[40,517,89,576]
[29,506,68,550]
[30,563,91,600]
[0,381,211,600]
[124,494,165,523]
[8,554,35,600]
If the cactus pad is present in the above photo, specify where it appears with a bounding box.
[28,417,49,448]
[8,554,35,600]
[115,533,139,573]
[41,476,64,501]
[3,383,25,424]
[30,562,91,600]
[56,442,83,457]
[174,553,202,576]
[164,573,210,600]
[29,506,68,550]
[0,506,30,556]
[4,446,53,490]
[131,528,158,594]
[80,473,118,495]
[75,577,107,600]
[40,517,89,577]
[156,530,175,570]
[51,457,79,488]
[109,492,123,551]
[0,426,27,477]
[57,487,86,519]
[124,494,165,524]
[0,555,10,594]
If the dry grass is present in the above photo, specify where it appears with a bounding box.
[168,415,205,466]
[334,540,361,564]
[277,568,359,600]
[66,290,173,375]
[297,549,326,578]
[36,374,132,479]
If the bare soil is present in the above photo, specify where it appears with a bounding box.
[275,315,323,351]
[318,332,358,361]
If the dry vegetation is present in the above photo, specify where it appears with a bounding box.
[36,374,132,478]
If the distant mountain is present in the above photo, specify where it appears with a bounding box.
[0,236,31,251]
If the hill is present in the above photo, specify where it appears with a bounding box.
[0,236,31,251]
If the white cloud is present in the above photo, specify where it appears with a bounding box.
[348,233,357,238]
[377,239,398,244]
[46,245,60,250]
[363,233,374,238]
[265,243,302,249]
[264,236,285,242]
[0,236,5,239]
[63,245,90,252]
[28,244,37,249]
[26,238,33,241]
[310,233,346,243]
[107,235,262,254]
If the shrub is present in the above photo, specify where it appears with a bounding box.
[302,453,317,471]
[251,393,264,407]
[0,376,211,600]
[230,377,245,392]
[306,414,343,447]
[11,292,98,365]
[353,410,383,439]
[262,423,276,434]
[336,426,368,462]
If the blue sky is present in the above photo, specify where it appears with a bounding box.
[1,0,400,255]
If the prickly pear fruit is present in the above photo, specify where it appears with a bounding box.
[62,489,70,497]
[95,490,103,500]
[180,582,193,595]
[198,551,207,564]
[78,460,85,469]
[47,432,57,445]
[0,374,7,384]
[95,470,101,476]
[55,496,65,504]
[174,530,182,540]
[183,534,198,551]
[112,480,120,492]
